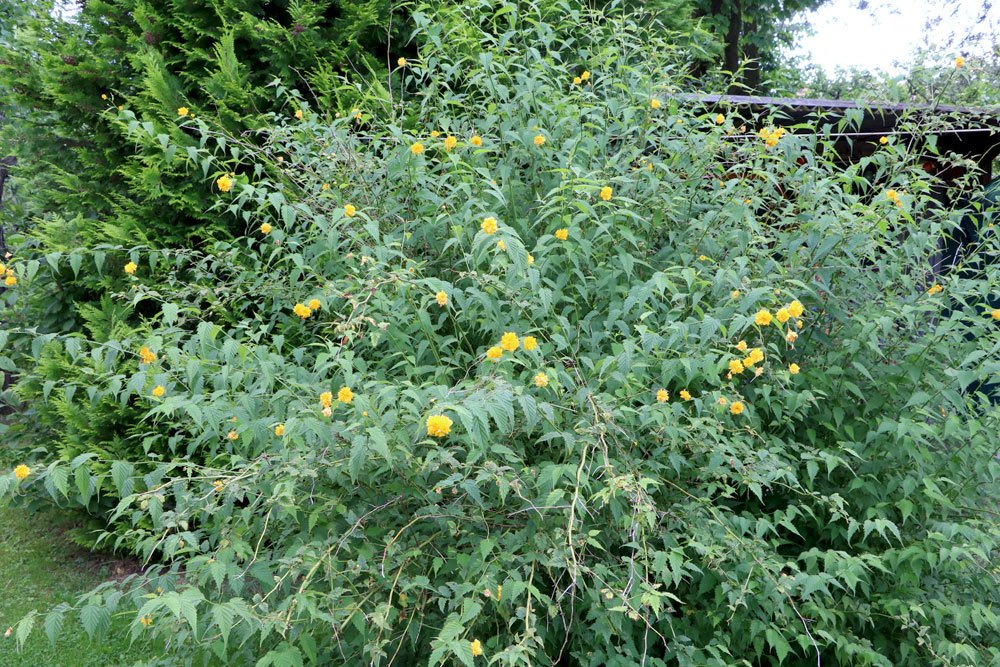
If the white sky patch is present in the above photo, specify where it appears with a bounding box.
[787,0,999,75]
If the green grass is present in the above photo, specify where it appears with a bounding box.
[0,503,153,666]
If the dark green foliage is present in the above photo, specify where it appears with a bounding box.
[0,0,405,247]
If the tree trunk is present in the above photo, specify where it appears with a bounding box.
[723,0,742,94]
[742,19,760,92]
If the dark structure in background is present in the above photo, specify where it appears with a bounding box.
[0,155,14,257]
[689,94,1000,183]
[690,94,1000,401]
[691,94,1000,271]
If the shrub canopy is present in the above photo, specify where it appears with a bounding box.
[2,1,1000,666]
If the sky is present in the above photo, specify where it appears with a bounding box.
[787,0,999,74]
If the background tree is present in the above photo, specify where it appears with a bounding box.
[694,0,831,91]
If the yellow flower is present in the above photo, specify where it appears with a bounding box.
[344,204,357,218]
[436,291,448,307]
[886,189,902,206]
[650,98,661,109]
[729,401,744,415]
[927,283,943,295]
[101,93,108,100]
[500,332,519,351]
[410,142,425,155]
[679,389,691,401]
[486,346,503,362]
[534,372,549,388]
[787,300,804,318]
[426,414,453,437]
[470,135,483,147]
[736,340,748,352]
[295,109,303,120]
[715,113,725,124]
[786,330,798,343]
[775,307,790,323]
[481,217,498,235]
[580,70,590,81]
[4,275,16,287]
[139,614,153,628]
[789,363,800,375]
[216,174,234,192]
[151,385,165,397]
[718,396,728,406]
[522,336,538,351]
[397,57,407,67]
[747,347,764,365]
[308,298,321,310]
[728,359,744,374]
[955,56,965,68]
[496,240,507,251]
[14,465,30,481]
[760,126,786,147]
[879,136,888,145]
[599,186,613,201]
[731,290,740,299]
[322,183,330,190]
[992,309,1000,321]
[533,134,545,146]
[430,130,441,138]
[274,424,285,436]
[177,106,188,117]
[554,228,569,240]
[124,261,138,275]
[213,480,225,492]
[656,389,669,403]
[470,639,484,657]
[527,254,534,265]
[320,391,333,408]
[293,303,312,319]
[444,135,457,151]
[754,309,772,326]
[573,76,582,85]
[226,430,239,441]
[337,386,354,404]
[260,222,272,234]
[139,346,157,364]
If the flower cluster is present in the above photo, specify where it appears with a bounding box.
[0,263,15,287]
[758,126,786,148]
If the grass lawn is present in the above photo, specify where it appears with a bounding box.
[0,503,154,666]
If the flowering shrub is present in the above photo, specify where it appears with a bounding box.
[3,1,1000,665]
